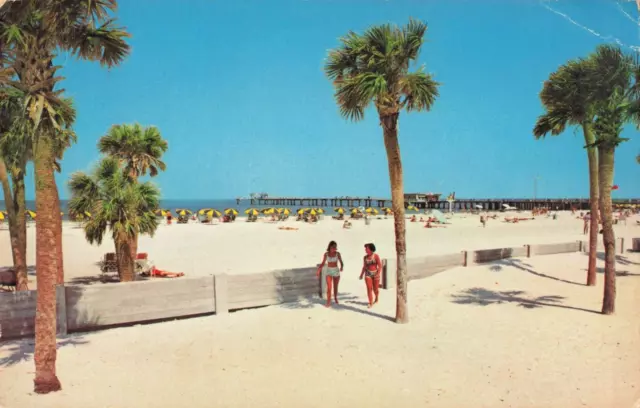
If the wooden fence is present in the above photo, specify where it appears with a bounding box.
[0,239,628,339]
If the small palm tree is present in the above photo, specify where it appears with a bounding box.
[325,19,439,323]
[98,123,168,178]
[533,58,600,286]
[68,157,160,283]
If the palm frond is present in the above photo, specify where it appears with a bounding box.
[399,70,439,112]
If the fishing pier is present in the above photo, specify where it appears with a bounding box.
[239,195,640,211]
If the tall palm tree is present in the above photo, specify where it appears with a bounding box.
[0,86,29,290]
[585,45,639,315]
[0,0,130,393]
[68,157,160,282]
[97,123,168,266]
[325,19,440,323]
[533,58,600,286]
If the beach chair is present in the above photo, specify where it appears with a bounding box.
[99,252,118,275]
[0,269,17,292]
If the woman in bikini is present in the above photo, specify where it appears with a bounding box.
[317,241,343,307]
[360,243,382,308]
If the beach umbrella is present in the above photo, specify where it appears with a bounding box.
[278,208,291,215]
[406,205,419,212]
[365,207,379,215]
[198,208,214,215]
[26,210,36,219]
[309,209,317,216]
[334,207,346,214]
[350,207,362,215]
[155,209,171,217]
[245,208,259,216]
[0,211,5,220]
[206,209,222,218]
[175,208,193,216]
[262,207,276,215]
[314,208,325,214]
[381,207,392,214]
[296,208,309,215]
[224,208,239,216]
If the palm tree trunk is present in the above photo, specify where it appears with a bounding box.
[11,172,28,291]
[32,135,62,393]
[583,124,599,286]
[598,145,616,315]
[380,112,409,324]
[116,233,135,282]
[52,185,64,285]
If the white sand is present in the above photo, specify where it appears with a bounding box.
[1,212,639,407]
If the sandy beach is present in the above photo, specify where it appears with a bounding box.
[1,212,639,407]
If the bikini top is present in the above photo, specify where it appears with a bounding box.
[326,253,339,263]
[365,255,377,265]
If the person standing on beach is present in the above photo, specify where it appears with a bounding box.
[583,212,590,235]
[360,243,382,308]
[317,241,343,307]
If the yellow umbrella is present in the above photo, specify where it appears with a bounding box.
[279,208,291,216]
[175,208,193,216]
[297,208,308,215]
[26,210,36,219]
[198,208,213,215]
[262,208,276,215]
[350,208,362,215]
[0,211,5,220]
[245,208,259,216]
[334,207,346,214]
[309,209,317,216]
[314,208,325,214]
[155,209,171,216]
[206,209,222,218]
[365,207,379,215]
[381,207,393,214]
[224,208,239,216]
[406,205,419,212]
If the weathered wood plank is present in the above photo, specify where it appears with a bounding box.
[472,247,527,263]
[56,285,67,336]
[65,276,215,331]
[228,268,316,286]
[407,252,465,281]
[531,241,580,256]
[214,274,228,315]
[228,282,318,303]
[0,290,37,339]
[229,292,318,310]
[580,238,624,254]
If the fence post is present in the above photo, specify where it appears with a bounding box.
[620,237,625,254]
[214,274,229,315]
[576,240,582,253]
[381,259,388,289]
[56,285,68,336]
[462,251,468,267]
[526,245,531,258]
[317,264,326,299]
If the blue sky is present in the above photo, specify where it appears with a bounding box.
[33,0,640,200]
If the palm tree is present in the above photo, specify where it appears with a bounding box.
[0,86,29,290]
[97,123,168,264]
[533,58,600,286]
[68,157,160,282]
[0,0,130,393]
[585,45,639,314]
[98,123,168,178]
[325,19,440,323]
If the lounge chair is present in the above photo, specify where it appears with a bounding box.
[0,269,17,292]
[99,252,118,274]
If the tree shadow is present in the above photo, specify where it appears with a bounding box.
[581,267,638,277]
[68,274,150,285]
[451,287,599,314]
[0,265,37,276]
[488,258,584,286]
[590,252,640,266]
[0,335,88,368]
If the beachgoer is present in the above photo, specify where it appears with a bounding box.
[480,214,486,228]
[149,266,184,278]
[583,212,590,235]
[410,215,417,222]
[317,241,344,307]
[343,220,352,229]
[359,243,382,308]
[167,213,172,225]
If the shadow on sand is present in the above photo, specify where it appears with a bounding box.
[451,287,599,314]
[0,335,89,368]
[278,293,394,322]
[486,258,584,286]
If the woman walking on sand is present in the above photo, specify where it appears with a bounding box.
[317,241,344,307]
[360,243,382,308]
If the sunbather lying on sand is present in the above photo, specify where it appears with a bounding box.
[278,226,298,231]
[343,220,352,229]
[424,221,446,228]
[147,267,184,278]
[410,215,417,222]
